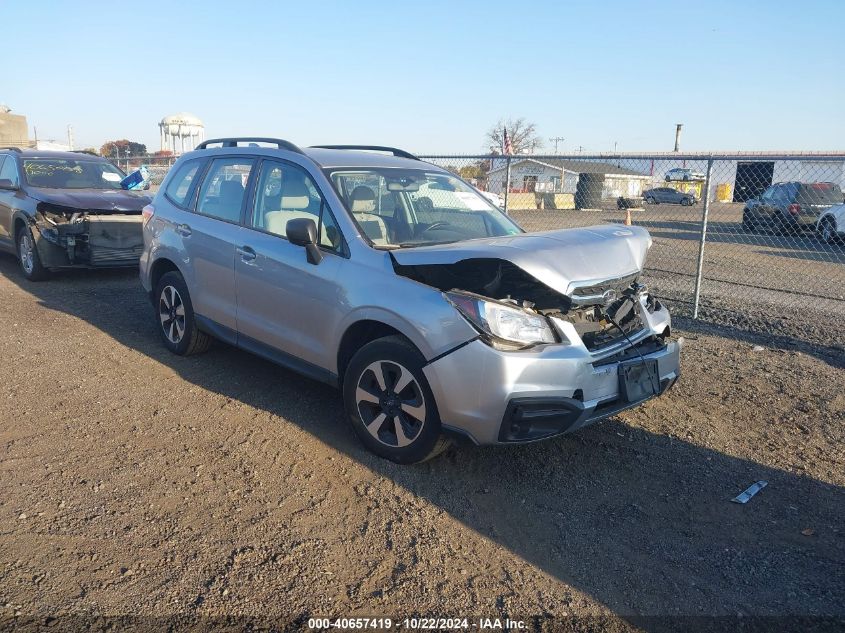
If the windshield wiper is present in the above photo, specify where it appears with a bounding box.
[397,239,460,248]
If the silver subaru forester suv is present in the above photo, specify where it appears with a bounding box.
[140,138,681,463]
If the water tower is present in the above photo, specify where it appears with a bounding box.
[159,113,205,154]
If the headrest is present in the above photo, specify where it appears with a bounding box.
[220,179,244,199]
[350,185,376,214]
[280,180,310,210]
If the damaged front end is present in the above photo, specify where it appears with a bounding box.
[31,202,145,269]
[392,226,680,445]
[391,225,669,353]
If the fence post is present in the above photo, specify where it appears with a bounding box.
[503,156,512,215]
[692,156,714,319]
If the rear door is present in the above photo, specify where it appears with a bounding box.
[182,156,257,332]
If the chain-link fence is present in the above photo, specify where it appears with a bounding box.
[419,153,845,338]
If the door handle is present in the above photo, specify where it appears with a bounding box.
[175,223,192,237]
[237,245,257,263]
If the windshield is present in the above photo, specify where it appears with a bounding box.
[23,159,126,190]
[327,169,522,247]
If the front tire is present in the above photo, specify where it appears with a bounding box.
[154,271,211,356]
[343,336,450,464]
[16,226,49,281]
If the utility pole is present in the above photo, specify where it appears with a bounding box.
[548,136,565,153]
[576,145,584,154]
[674,123,683,152]
[67,124,74,150]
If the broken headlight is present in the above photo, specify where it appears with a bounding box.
[445,291,558,350]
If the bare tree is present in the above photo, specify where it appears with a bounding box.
[485,118,543,154]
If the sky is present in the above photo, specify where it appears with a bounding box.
[4,0,844,155]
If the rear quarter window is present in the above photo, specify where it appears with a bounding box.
[164,159,203,207]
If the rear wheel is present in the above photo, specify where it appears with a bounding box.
[645,196,656,205]
[154,271,211,355]
[343,336,450,464]
[819,217,839,244]
[16,225,49,281]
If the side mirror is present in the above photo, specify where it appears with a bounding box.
[0,179,18,191]
[286,217,323,265]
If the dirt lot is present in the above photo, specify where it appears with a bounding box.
[0,254,843,632]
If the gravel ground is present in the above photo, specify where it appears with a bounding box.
[0,255,843,632]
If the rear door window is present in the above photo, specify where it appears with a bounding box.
[196,158,256,223]
[164,159,203,207]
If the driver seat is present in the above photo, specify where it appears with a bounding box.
[349,186,389,246]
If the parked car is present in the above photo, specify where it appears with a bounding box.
[140,138,681,464]
[742,182,844,235]
[816,203,845,244]
[665,168,704,182]
[0,147,151,280]
[642,187,696,206]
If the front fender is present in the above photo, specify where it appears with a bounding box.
[334,301,478,366]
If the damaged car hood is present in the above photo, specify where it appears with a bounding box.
[30,188,151,213]
[390,225,652,296]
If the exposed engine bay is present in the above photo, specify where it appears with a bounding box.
[394,257,664,351]
[32,202,145,268]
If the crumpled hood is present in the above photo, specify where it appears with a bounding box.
[390,224,652,296]
[30,188,151,212]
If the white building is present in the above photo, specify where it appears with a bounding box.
[485,158,651,198]
[159,112,205,155]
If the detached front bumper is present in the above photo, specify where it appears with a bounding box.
[423,304,682,446]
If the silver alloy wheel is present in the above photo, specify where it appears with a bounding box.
[19,232,34,275]
[355,360,426,448]
[159,285,186,344]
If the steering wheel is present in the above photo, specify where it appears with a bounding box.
[419,221,450,234]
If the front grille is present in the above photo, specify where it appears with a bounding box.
[570,272,640,300]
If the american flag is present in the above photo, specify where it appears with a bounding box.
[502,127,513,155]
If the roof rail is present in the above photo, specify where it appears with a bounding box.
[196,137,304,154]
[310,145,419,161]
[0,146,23,153]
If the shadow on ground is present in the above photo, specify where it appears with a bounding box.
[2,255,843,630]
